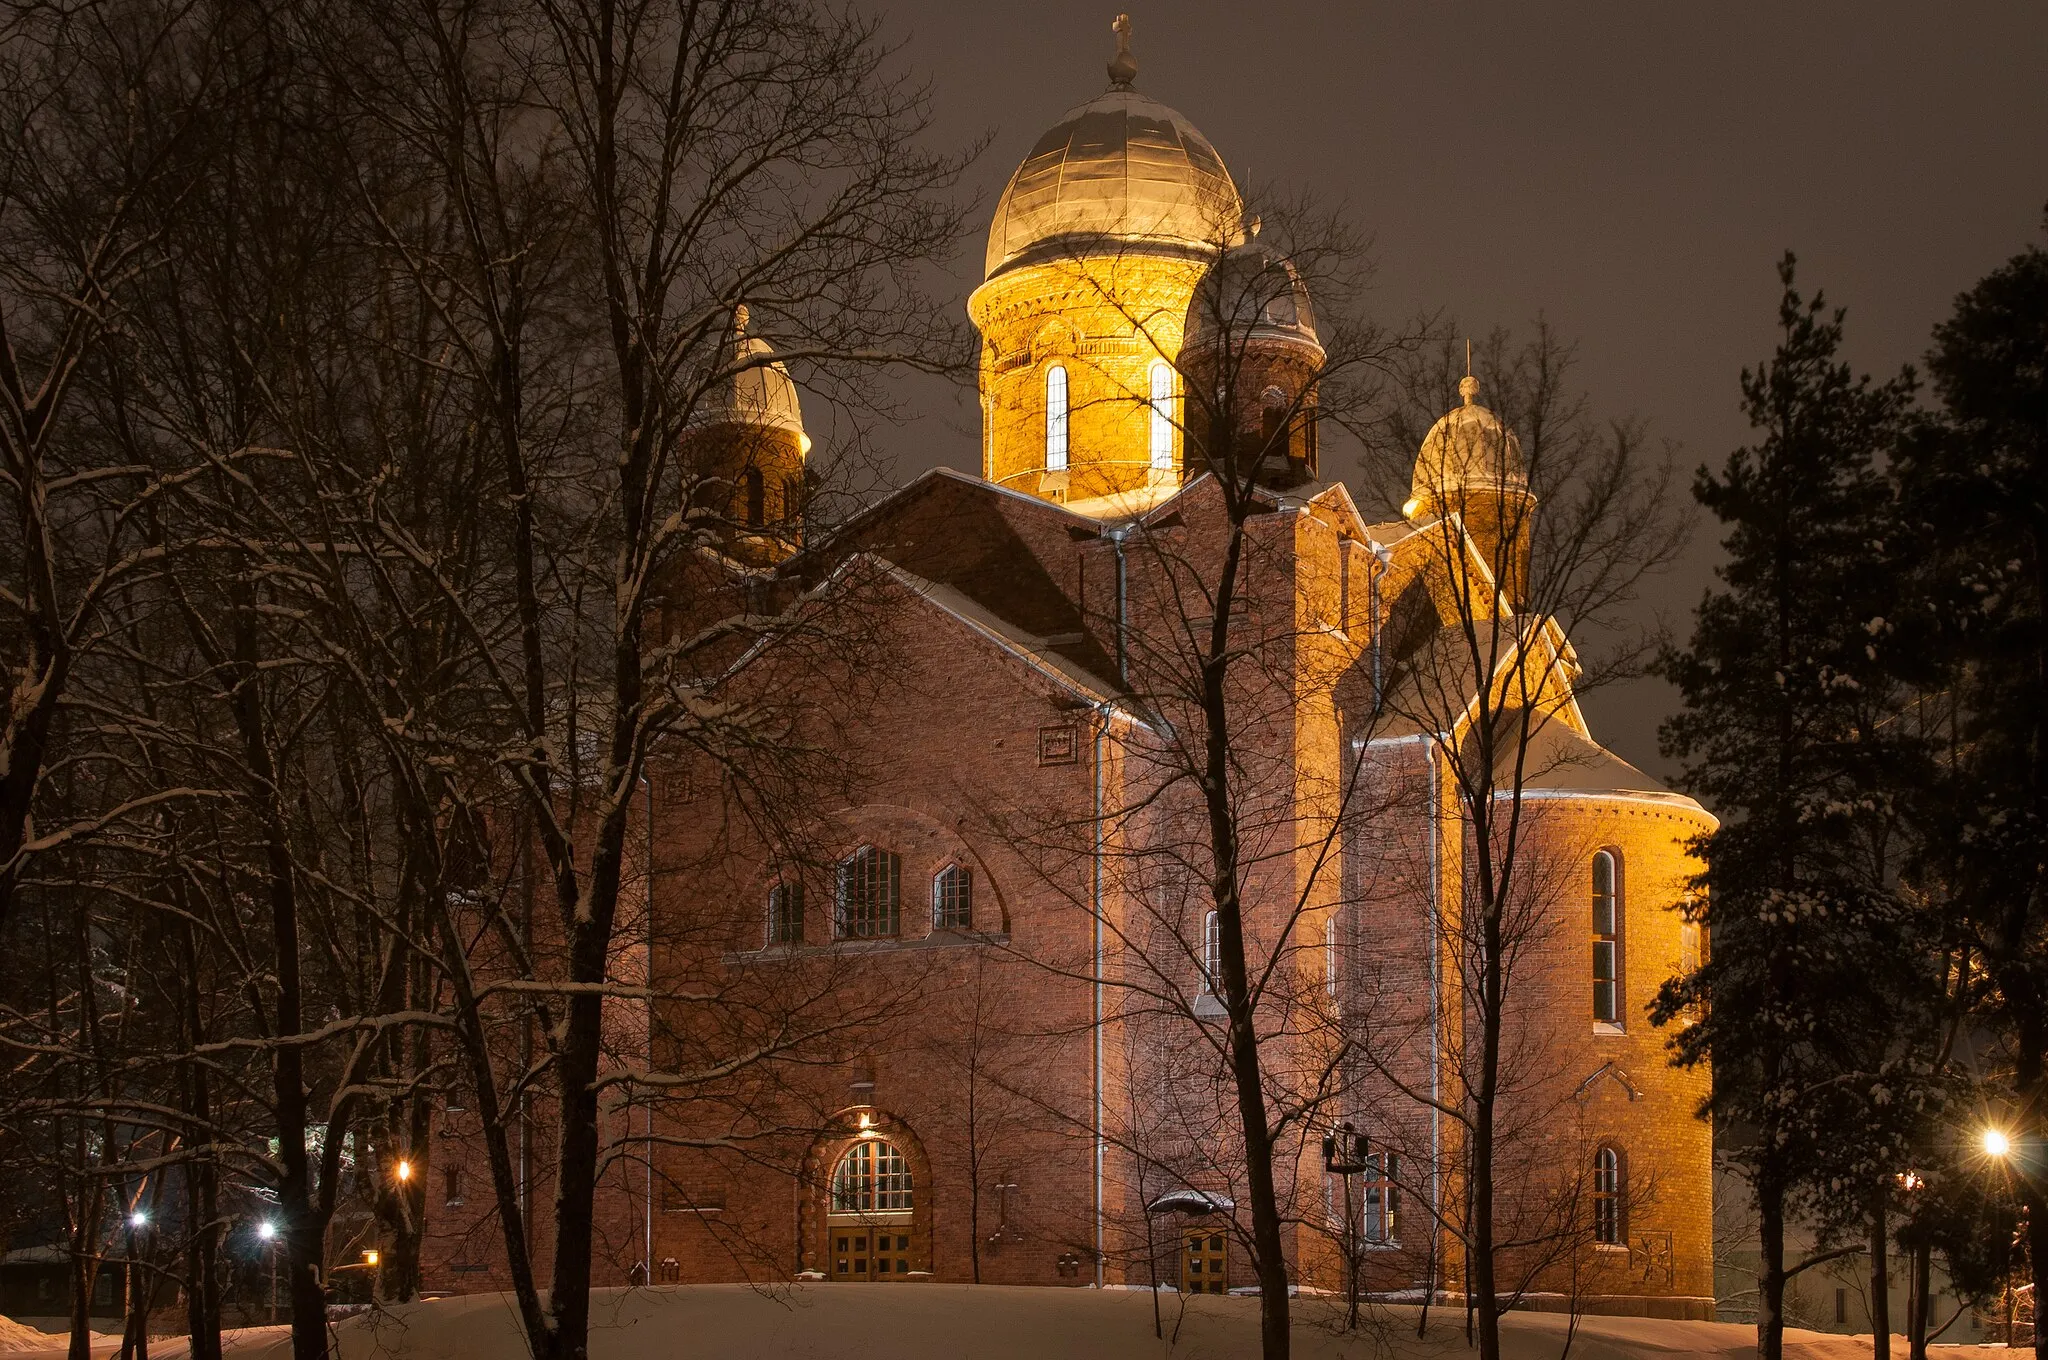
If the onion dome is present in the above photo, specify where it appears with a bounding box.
[1181,218,1323,362]
[693,305,810,454]
[1406,375,1526,519]
[982,16,1241,280]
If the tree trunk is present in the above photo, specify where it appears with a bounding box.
[1869,1194,1889,1360]
[1900,1237,1916,1360]
[1758,1177,1786,1360]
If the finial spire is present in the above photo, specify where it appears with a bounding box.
[734,303,750,336]
[1108,13,1136,88]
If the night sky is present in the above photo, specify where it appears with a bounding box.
[851,1,2048,782]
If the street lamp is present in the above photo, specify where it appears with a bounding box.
[1321,1122,1369,1330]
[128,1211,148,1229]
[1981,1128,2012,1159]
[256,1222,279,1323]
[395,1160,413,1184]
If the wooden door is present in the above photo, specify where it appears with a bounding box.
[1181,1227,1228,1294]
[830,1224,913,1280]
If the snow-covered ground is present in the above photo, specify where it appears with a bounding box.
[0,1287,2017,1360]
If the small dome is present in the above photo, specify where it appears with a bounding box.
[1182,221,1322,360]
[984,87,1242,280]
[1407,376,1526,518]
[695,306,810,453]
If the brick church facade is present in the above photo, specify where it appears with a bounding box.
[421,24,1714,1318]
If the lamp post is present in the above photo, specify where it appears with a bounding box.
[1322,1122,1369,1331]
[122,1210,149,1360]
[256,1222,279,1324]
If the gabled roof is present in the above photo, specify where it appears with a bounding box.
[790,467,1117,683]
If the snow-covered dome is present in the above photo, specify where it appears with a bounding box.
[983,20,1240,280]
[693,305,810,453]
[1408,376,1525,518]
[1181,220,1322,361]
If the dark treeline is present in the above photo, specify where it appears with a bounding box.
[0,3,967,1360]
[1656,234,2048,1360]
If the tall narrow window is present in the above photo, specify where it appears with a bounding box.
[1149,362,1175,469]
[1592,1146,1622,1245]
[1362,1153,1399,1245]
[1201,909,1221,994]
[743,466,765,526]
[1261,387,1288,455]
[836,846,900,939]
[1592,850,1620,1023]
[1045,365,1069,471]
[767,880,804,946]
[1324,914,1339,1005]
[932,864,972,930]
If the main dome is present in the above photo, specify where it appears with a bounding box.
[983,87,1242,280]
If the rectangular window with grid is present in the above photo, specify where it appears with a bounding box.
[1362,1153,1398,1244]
[932,864,972,930]
[768,880,804,945]
[837,847,901,939]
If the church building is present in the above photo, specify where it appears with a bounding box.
[426,20,1715,1319]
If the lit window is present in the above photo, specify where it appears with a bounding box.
[1362,1153,1398,1245]
[768,880,804,946]
[836,846,900,939]
[1592,850,1620,1023]
[1592,1146,1622,1244]
[932,864,972,930]
[1149,362,1175,469]
[831,1139,913,1212]
[1045,365,1069,471]
[1202,909,1220,994]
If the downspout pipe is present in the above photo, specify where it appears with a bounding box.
[1091,708,1109,1288]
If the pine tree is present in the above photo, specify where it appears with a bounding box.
[1896,225,2048,1360]
[1654,255,1922,1360]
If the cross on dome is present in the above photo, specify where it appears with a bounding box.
[1109,13,1137,88]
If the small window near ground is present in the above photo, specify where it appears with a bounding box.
[1593,1145,1623,1245]
[445,1166,464,1207]
[933,864,972,930]
[1363,1153,1398,1245]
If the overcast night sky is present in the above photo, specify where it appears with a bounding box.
[854,1,2048,780]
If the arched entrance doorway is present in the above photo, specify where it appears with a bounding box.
[801,1110,932,1281]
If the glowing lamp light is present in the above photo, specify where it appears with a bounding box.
[395,1160,413,1183]
[1401,497,1422,519]
[856,1112,876,1140]
[363,1250,380,1268]
[1982,1128,2012,1159]
[257,1221,278,1242]
[128,1211,147,1229]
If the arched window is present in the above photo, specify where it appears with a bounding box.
[767,880,804,946]
[831,1139,913,1213]
[932,864,972,930]
[1045,365,1069,471]
[1592,1146,1623,1245]
[836,846,901,939]
[1261,386,1288,453]
[1592,850,1620,1024]
[743,466,765,527]
[1201,909,1221,994]
[1149,362,1175,469]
